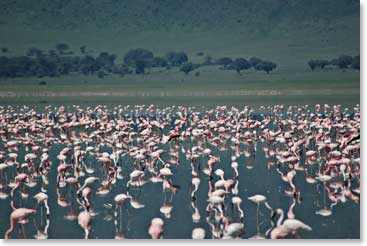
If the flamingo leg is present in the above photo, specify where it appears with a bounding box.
[256,203,260,235]
[21,224,26,239]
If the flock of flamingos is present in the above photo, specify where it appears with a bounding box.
[0,103,360,239]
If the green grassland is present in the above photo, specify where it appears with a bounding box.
[0,0,360,107]
[0,67,359,107]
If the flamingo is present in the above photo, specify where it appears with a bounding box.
[5,208,36,239]
[270,208,312,239]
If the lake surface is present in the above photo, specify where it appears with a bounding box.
[0,105,360,239]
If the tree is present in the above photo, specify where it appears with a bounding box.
[55,43,70,54]
[308,60,317,71]
[124,48,154,66]
[249,57,262,68]
[330,55,353,69]
[318,60,330,69]
[262,62,277,74]
[37,56,58,77]
[80,55,97,75]
[111,64,132,76]
[203,55,213,65]
[152,57,168,67]
[216,57,233,68]
[80,45,87,54]
[96,52,117,71]
[180,62,195,75]
[335,55,353,69]
[330,58,339,67]
[308,59,330,71]
[233,58,251,74]
[166,52,188,66]
[56,56,74,75]
[255,61,277,74]
[135,60,147,74]
[97,70,107,79]
[27,47,43,57]
[351,55,360,70]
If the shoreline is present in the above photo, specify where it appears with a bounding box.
[0,88,359,98]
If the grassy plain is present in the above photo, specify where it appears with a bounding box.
[0,67,359,107]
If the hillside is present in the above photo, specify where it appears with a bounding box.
[0,0,359,64]
[0,0,359,32]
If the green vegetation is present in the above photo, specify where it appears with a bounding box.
[0,45,278,78]
[180,62,195,75]
[166,52,188,66]
[0,46,124,78]
[308,55,360,71]
[0,67,359,107]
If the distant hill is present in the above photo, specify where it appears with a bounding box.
[0,0,359,69]
[0,0,359,32]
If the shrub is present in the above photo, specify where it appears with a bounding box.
[203,55,213,65]
[80,45,87,54]
[97,70,107,78]
[216,57,233,68]
[233,58,251,74]
[152,57,168,67]
[180,62,195,75]
[135,60,148,74]
[351,55,360,70]
[166,52,188,66]
[255,61,277,74]
[124,49,154,66]
[55,43,70,54]
[335,55,353,69]
[249,57,262,67]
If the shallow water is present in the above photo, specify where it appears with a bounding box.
[0,107,360,239]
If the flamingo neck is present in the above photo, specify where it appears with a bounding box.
[238,206,244,219]
[10,183,20,210]
[44,201,50,217]
[276,209,284,227]
[287,199,296,219]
